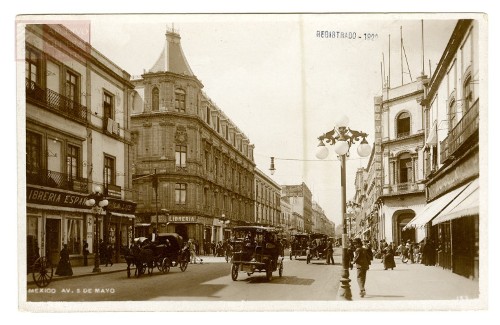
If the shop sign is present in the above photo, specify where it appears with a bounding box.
[106,198,137,214]
[27,186,137,213]
[168,215,197,223]
[27,186,89,209]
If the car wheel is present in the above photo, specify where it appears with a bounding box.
[231,264,239,281]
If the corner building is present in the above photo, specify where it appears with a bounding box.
[130,28,255,251]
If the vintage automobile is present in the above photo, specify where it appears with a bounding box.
[289,233,310,260]
[230,226,284,281]
[307,233,329,263]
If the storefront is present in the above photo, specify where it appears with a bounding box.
[26,185,136,267]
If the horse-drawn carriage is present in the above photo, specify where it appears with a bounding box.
[124,233,189,278]
[27,235,53,287]
[230,226,284,282]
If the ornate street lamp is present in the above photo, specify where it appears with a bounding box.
[315,114,371,301]
[85,185,109,273]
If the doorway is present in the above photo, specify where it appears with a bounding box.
[175,224,188,242]
[45,218,61,265]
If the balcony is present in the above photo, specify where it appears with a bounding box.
[382,182,425,196]
[26,168,88,193]
[441,99,479,163]
[26,79,88,124]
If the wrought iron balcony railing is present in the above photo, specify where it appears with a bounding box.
[26,168,88,193]
[26,79,88,123]
[382,182,425,195]
[441,99,479,163]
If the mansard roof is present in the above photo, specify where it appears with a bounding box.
[149,28,195,76]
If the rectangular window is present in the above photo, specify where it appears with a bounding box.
[205,150,210,171]
[26,131,42,175]
[175,89,186,112]
[25,47,40,88]
[175,145,187,167]
[66,219,82,255]
[65,70,78,104]
[104,155,116,186]
[66,144,80,179]
[175,183,187,204]
[206,107,211,124]
[103,91,114,119]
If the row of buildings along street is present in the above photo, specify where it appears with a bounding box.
[23,16,481,293]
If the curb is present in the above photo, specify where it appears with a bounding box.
[27,267,128,286]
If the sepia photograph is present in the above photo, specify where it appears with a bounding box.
[13,8,492,315]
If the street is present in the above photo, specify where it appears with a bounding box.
[26,250,341,302]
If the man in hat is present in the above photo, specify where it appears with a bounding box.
[352,238,370,297]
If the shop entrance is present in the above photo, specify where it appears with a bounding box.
[45,218,60,265]
[175,224,188,242]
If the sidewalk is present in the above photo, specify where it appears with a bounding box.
[347,256,480,301]
[27,255,229,286]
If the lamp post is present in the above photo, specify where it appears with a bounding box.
[85,185,109,273]
[315,114,371,301]
[346,200,361,239]
[219,214,230,241]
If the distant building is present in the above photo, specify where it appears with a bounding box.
[282,183,313,233]
[254,168,281,227]
[130,28,255,248]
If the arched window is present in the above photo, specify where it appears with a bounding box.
[152,87,159,111]
[396,112,410,138]
[175,89,186,112]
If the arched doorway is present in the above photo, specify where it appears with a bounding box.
[393,210,415,246]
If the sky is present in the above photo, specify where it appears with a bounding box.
[49,13,461,226]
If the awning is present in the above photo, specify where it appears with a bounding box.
[432,178,479,225]
[135,223,151,227]
[110,212,136,219]
[403,181,472,230]
[426,121,438,146]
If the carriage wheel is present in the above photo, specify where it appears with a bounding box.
[32,257,53,288]
[179,260,188,272]
[161,258,171,274]
[231,264,239,281]
[266,266,273,282]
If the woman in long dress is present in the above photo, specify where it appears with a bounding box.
[55,244,73,276]
[383,247,396,270]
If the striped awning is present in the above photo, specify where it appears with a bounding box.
[404,181,473,230]
[432,178,479,225]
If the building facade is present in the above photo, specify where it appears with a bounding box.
[254,168,281,227]
[130,28,255,251]
[373,78,428,246]
[280,196,293,241]
[25,24,136,267]
[282,183,313,233]
[407,20,480,279]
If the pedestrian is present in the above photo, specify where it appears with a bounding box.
[364,240,374,264]
[105,242,114,267]
[83,239,89,266]
[325,238,335,265]
[383,246,396,270]
[55,244,73,276]
[189,239,203,264]
[99,239,106,265]
[352,238,370,297]
[348,240,355,270]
